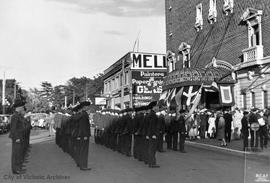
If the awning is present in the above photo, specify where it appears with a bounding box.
[163,67,235,90]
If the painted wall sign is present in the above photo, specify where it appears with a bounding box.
[131,53,167,70]
[132,71,166,107]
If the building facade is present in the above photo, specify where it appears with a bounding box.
[102,52,166,109]
[165,0,270,110]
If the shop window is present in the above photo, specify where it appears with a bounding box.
[223,0,233,15]
[178,42,191,68]
[195,3,203,32]
[208,0,217,24]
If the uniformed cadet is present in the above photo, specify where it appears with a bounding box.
[165,112,172,149]
[9,98,29,174]
[157,110,165,152]
[171,112,178,151]
[178,109,187,153]
[72,101,91,170]
[146,102,160,168]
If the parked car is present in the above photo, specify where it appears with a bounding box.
[0,115,11,134]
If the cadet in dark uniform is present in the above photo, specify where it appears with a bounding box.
[178,109,187,153]
[170,113,178,151]
[157,110,165,152]
[73,101,91,170]
[165,112,172,149]
[9,99,27,174]
[146,103,160,168]
[241,111,249,151]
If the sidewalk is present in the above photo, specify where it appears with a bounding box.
[186,137,270,161]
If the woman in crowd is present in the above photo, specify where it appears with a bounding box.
[217,112,226,146]
[208,113,216,138]
[232,108,243,140]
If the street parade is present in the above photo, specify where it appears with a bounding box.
[1,0,270,182]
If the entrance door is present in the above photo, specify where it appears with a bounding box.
[205,92,220,109]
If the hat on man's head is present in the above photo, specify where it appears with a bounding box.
[243,111,249,115]
[13,98,26,108]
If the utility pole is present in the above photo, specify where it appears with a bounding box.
[2,72,6,114]
[72,89,75,106]
[13,81,17,103]
[85,82,88,101]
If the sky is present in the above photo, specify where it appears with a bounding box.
[0,0,166,89]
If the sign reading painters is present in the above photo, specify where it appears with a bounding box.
[131,53,167,70]
[132,71,166,107]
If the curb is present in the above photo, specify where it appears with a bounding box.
[186,140,270,161]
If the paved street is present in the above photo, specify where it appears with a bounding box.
[0,130,269,183]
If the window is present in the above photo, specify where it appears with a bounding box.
[241,8,263,48]
[109,81,111,92]
[195,3,203,31]
[125,71,129,85]
[208,0,217,24]
[223,0,234,15]
[263,90,268,108]
[250,24,260,47]
[251,91,255,108]
[166,51,176,72]
[120,74,123,86]
[242,93,247,109]
[178,42,191,68]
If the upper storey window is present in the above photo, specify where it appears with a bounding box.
[241,8,263,48]
[223,0,234,15]
[178,42,191,69]
[166,50,176,73]
[241,8,263,63]
[195,3,203,32]
[208,0,217,24]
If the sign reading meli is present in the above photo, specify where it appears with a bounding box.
[131,53,167,70]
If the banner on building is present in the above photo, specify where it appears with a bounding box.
[132,71,166,107]
[219,85,234,106]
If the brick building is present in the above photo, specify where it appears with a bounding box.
[164,0,270,110]
[102,52,166,109]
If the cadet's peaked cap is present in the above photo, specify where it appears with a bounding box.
[13,98,26,108]
[243,111,249,115]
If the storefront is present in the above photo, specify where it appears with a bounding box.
[161,64,236,111]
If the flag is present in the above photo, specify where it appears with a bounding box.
[175,87,184,106]
[166,88,176,107]
[182,86,200,106]
[219,85,234,106]
[187,84,203,118]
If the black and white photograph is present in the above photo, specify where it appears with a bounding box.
[0,0,269,183]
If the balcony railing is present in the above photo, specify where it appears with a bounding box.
[242,45,263,63]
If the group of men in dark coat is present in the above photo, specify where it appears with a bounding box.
[9,98,32,174]
[164,110,187,152]
[54,101,91,170]
[93,103,188,168]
